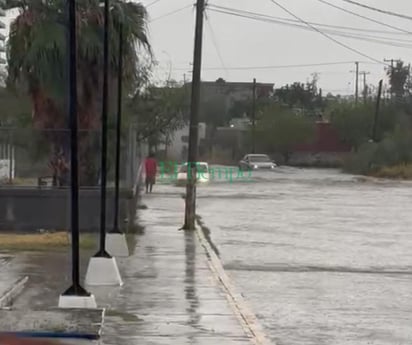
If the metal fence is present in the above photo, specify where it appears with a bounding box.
[0,126,140,189]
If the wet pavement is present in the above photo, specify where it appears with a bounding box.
[3,166,412,345]
[101,194,254,345]
[1,188,255,344]
[0,255,18,293]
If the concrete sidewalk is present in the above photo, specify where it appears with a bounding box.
[0,188,262,344]
[102,191,256,344]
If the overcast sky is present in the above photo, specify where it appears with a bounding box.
[3,1,412,95]
[143,0,412,95]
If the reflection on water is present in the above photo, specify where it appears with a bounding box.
[184,230,200,332]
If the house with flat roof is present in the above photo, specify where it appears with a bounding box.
[185,78,274,115]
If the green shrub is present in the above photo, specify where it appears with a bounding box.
[344,121,412,175]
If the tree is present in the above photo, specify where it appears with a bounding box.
[126,84,187,151]
[256,105,315,163]
[387,60,410,102]
[0,87,31,126]
[228,97,273,120]
[273,74,322,115]
[199,95,227,128]
[7,0,151,185]
[330,103,401,151]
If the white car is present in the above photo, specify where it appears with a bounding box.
[177,162,210,185]
[238,154,277,171]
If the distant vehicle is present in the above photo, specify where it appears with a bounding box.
[238,154,277,171]
[177,162,210,185]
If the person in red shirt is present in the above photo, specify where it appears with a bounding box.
[144,152,157,193]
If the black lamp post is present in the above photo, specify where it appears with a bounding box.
[95,0,111,258]
[110,23,123,234]
[62,0,91,297]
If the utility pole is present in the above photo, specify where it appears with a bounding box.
[252,78,256,154]
[350,62,359,104]
[355,62,359,104]
[384,58,395,70]
[384,58,401,100]
[183,0,205,231]
[360,71,370,104]
[372,80,383,142]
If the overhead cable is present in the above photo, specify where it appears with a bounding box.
[207,7,412,49]
[340,0,412,21]
[317,0,412,35]
[268,0,388,65]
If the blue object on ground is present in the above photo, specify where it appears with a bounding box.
[0,332,99,340]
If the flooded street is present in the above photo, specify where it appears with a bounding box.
[161,167,412,345]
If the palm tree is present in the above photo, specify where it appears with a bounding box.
[6,0,151,185]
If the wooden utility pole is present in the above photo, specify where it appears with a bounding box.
[360,71,370,104]
[372,80,383,142]
[252,78,256,154]
[355,62,359,104]
[384,58,395,70]
[183,0,205,230]
[384,58,402,100]
[350,62,359,103]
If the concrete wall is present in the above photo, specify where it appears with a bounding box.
[0,187,135,232]
[287,152,350,167]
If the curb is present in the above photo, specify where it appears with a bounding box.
[0,276,29,308]
[195,222,273,345]
[0,308,105,339]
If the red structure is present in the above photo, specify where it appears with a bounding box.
[295,121,351,153]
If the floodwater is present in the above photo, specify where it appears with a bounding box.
[183,167,412,345]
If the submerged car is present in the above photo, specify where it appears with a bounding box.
[238,154,277,171]
[176,162,210,185]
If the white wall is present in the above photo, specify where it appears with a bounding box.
[0,8,19,67]
[166,122,206,162]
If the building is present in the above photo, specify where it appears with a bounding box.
[0,6,20,75]
[0,0,5,66]
[185,78,274,115]
[165,122,207,162]
[294,120,351,153]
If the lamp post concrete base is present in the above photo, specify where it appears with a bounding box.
[85,257,123,286]
[106,233,129,257]
[58,294,97,309]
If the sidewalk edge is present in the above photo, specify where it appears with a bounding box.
[195,223,273,345]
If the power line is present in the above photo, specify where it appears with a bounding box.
[317,0,412,35]
[146,0,162,8]
[207,7,412,49]
[150,4,193,22]
[172,60,377,71]
[267,0,390,65]
[205,11,229,77]
[208,4,410,36]
[340,0,412,21]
